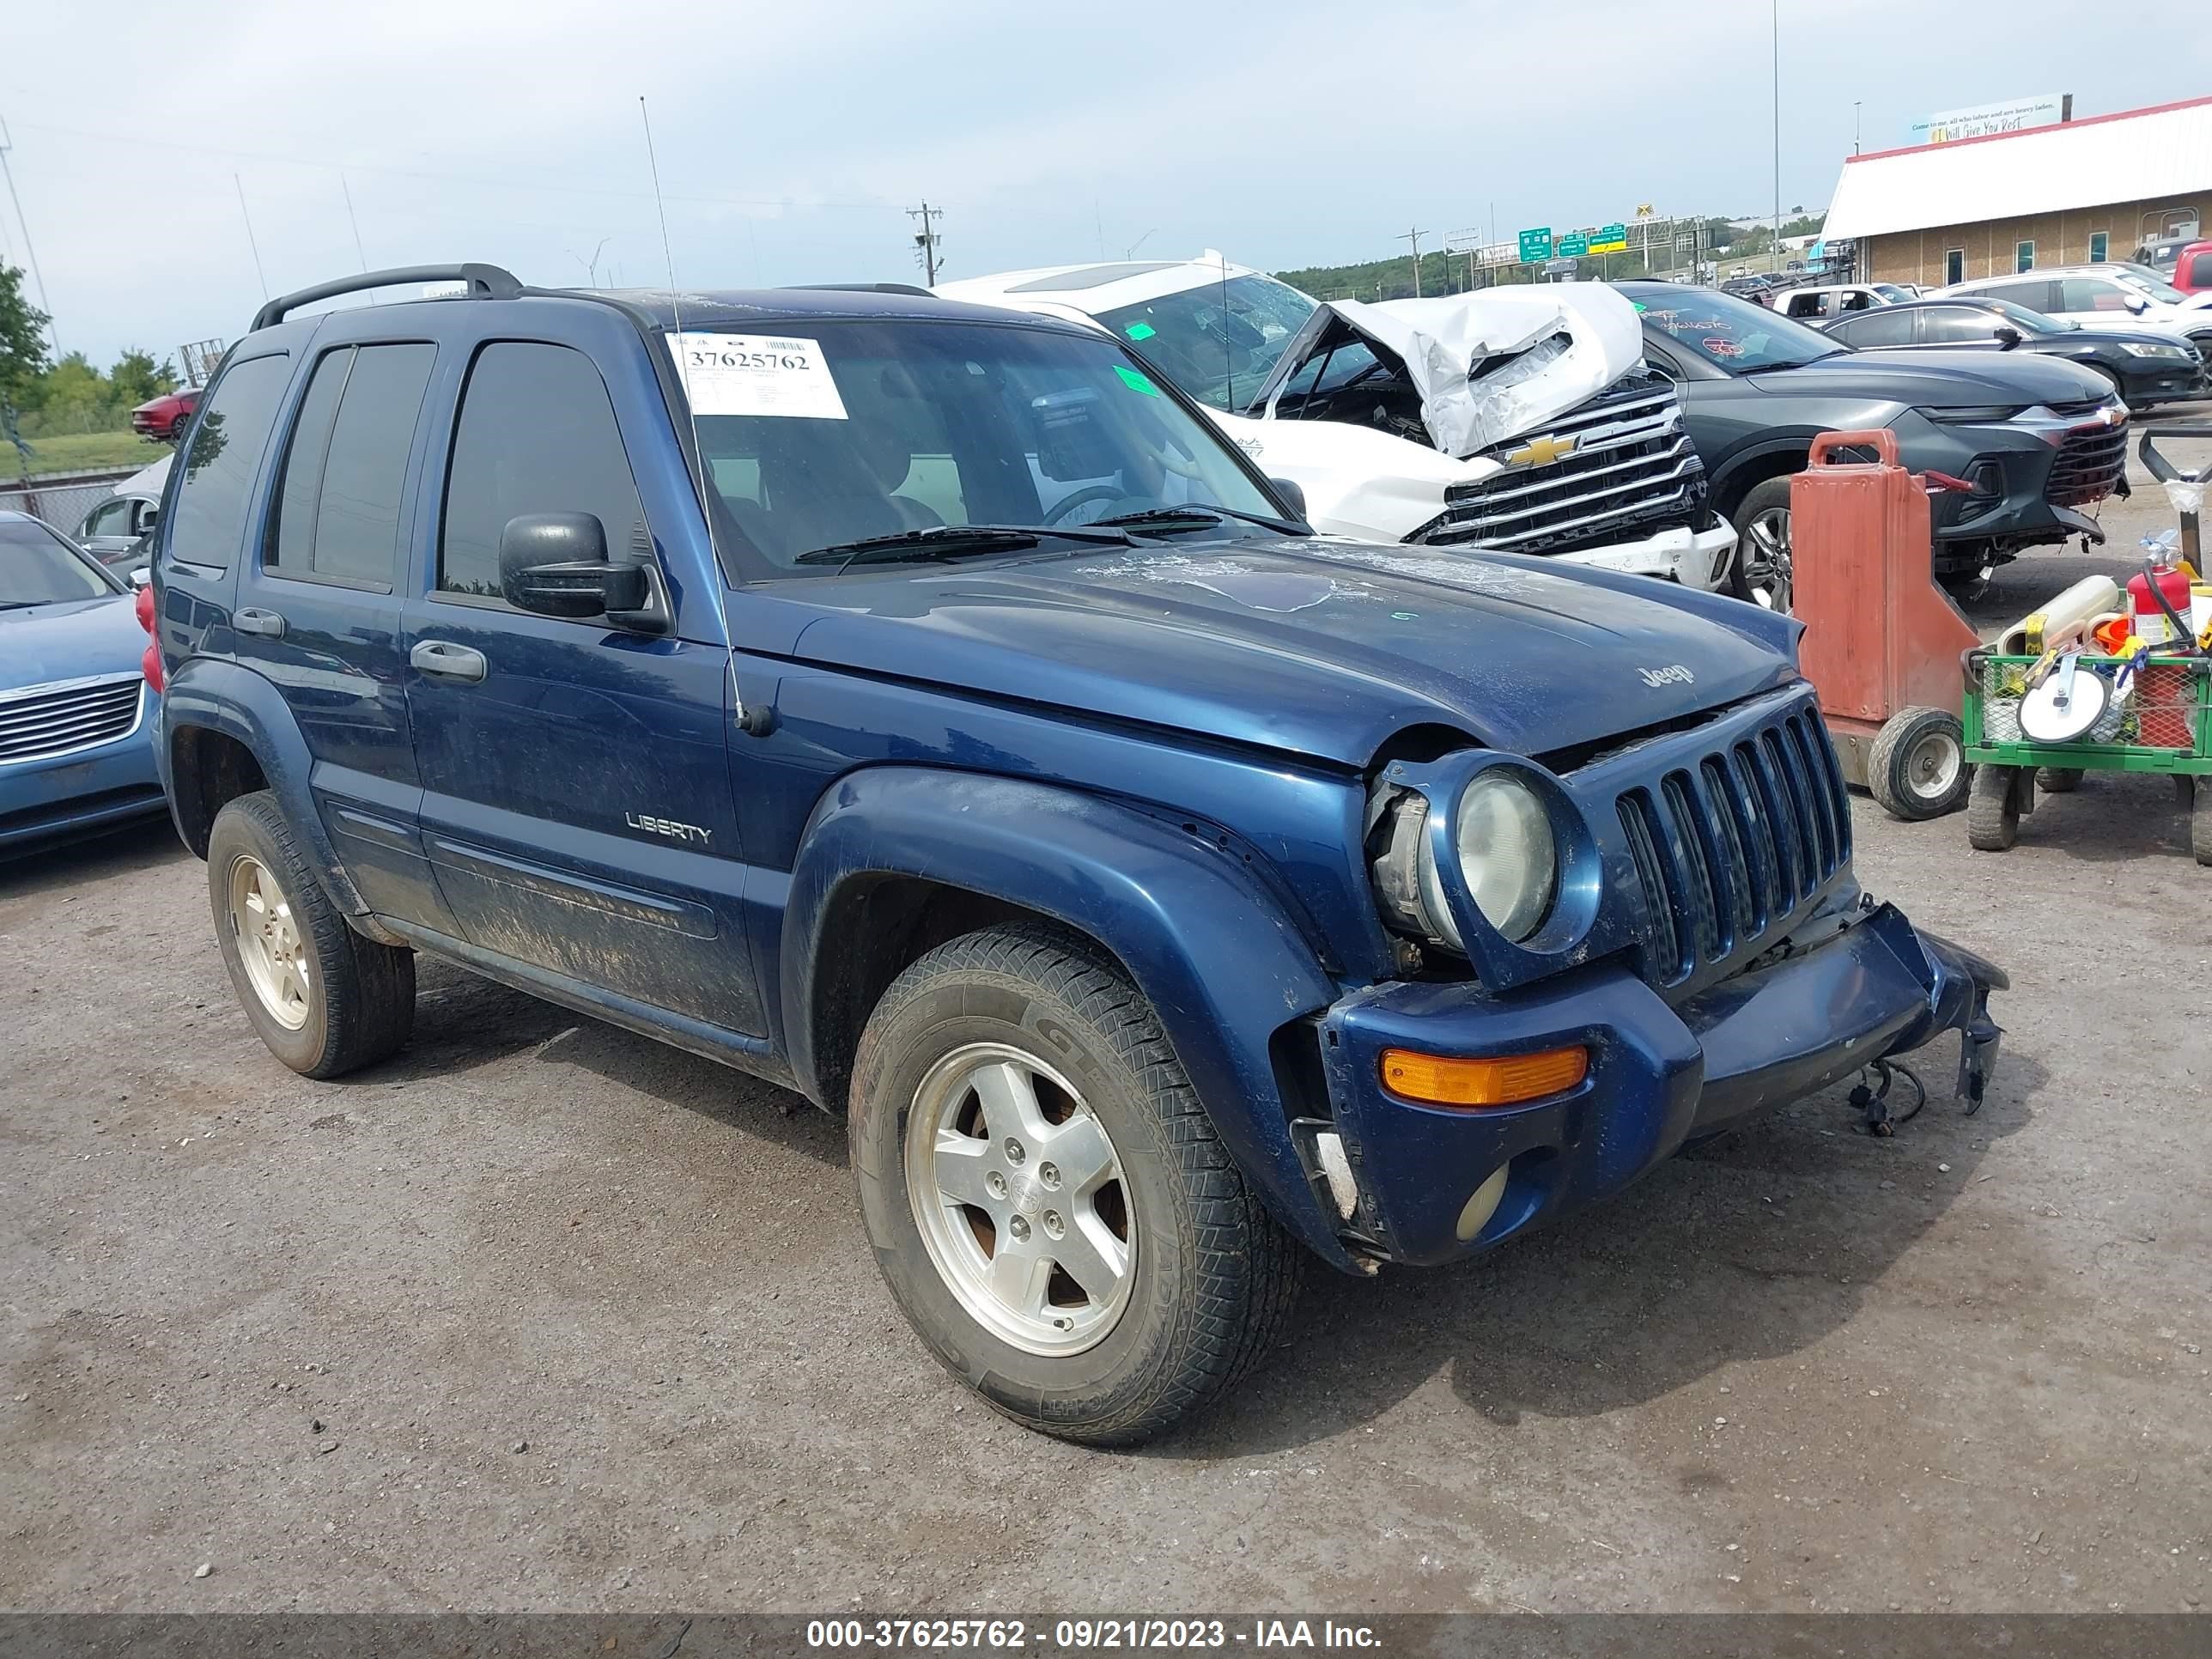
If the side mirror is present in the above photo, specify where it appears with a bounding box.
[128,567,151,590]
[1267,477,1309,522]
[1994,326,2022,349]
[497,513,647,618]
[138,503,161,536]
[2125,295,2150,314]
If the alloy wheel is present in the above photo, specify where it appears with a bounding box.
[1740,507,1794,612]
[228,854,311,1030]
[903,1042,1134,1357]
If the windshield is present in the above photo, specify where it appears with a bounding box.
[671,319,1285,576]
[2115,266,2189,304]
[1628,285,1844,371]
[1,519,117,607]
[1874,283,1914,302]
[1093,274,1318,411]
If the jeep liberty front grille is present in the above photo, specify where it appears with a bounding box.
[1612,702,1850,986]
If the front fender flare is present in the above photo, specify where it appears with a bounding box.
[782,767,1352,1267]
[158,655,374,921]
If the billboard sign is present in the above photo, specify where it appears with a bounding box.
[1589,222,1629,253]
[1556,232,1589,258]
[1911,93,2066,145]
[1516,227,1553,264]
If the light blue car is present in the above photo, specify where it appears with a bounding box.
[1,510,165,854]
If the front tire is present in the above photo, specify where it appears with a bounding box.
[207,791,415,1078]
[1967,765,2021,851]
[1726,477,1796,613]
[848,923,1302,1445]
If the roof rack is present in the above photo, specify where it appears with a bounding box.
[785,282,936,298]
[251,263,525,333]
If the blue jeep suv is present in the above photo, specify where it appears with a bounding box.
[147,264,2004,1444]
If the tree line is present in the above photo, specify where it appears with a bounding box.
[2,263,184,447]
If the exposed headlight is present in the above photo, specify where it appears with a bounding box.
[1370,769,1561,953]
[1917,404,2028,423]
[2120,341,2189,359]
[1454,771,1558,943]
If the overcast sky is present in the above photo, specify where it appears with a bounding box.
[4,0,2206,367]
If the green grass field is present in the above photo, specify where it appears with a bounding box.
[14,429,167,477]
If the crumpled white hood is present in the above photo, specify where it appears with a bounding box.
[1312,282,1646,459]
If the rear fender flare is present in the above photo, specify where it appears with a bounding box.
[781,766,1351,1266]
[158,655,374,921]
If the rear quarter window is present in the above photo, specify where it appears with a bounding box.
[164,354,291,569]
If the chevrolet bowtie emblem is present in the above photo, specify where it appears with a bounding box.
[1506,434,1576,467]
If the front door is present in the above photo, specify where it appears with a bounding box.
[403,332,760,1036]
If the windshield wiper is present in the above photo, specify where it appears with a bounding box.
[792,522,1137,573]
[1741,350,1844,373]
[1090,504,1306,537]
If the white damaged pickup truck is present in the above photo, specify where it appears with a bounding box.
[939,254,1736,589]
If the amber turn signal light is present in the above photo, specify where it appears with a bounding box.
[1379,1044,1589,1108]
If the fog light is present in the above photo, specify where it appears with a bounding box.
[1455,1165,1510,1242]
[1379,1044,1589,1108]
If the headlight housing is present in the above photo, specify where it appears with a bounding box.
[1370,765,1560,953]
[2120,341,2189,359]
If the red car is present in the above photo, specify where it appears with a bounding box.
[130,386,201,442]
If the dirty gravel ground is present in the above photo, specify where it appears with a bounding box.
[4,439,2211,1617]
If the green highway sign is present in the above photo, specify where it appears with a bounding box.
[1589,222,1629,252]
[1516,227,1553,264]
[1556,232,1589,258]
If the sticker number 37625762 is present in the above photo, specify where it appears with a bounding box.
[665,331,850,420]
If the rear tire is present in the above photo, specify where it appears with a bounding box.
[1966,765,2020,851]
[2037,767,2084,793]
[2193,779,2212,868]
[1868,707,1969,820]
[848,922,1302,1445]
[207,791,415,1078]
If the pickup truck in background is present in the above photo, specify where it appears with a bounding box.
[145,264,2006,1444]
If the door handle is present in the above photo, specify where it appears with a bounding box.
[234,607,287,639]
[410,640,489,684]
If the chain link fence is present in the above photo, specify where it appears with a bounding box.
[0,472,140,539]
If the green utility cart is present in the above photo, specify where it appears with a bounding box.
[1963,651,2212,860]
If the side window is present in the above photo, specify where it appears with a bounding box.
[82,498,132,538]
[2088,231,2110,264]
[439,343,647,605]
[1837,308,1916,348]
[267,343,435,589]
[165,354,290,569]
[1918,307,2001,344]
[2060,277,2129,312]
[1985,280,2056,312]
[2185,252,2210,289]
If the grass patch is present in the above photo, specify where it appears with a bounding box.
[10,429,167,478]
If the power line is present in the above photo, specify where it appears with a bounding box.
[0,111,57,354]
[234,173,269,301]
[908,201,943,285]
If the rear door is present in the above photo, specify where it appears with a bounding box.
[401,313,760,1036]
[1911,305,2007,351]
[229,327,458,931]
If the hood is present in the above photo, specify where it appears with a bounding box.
[1764,348,2115,404]
[777,538,1796,767]
[0,592,144,697]
[1254,283,1646,459]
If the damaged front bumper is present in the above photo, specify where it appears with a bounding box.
[1551,518,1736,591]
[1308,902,2005,1269]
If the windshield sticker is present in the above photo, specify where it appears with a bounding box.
[666,331,849,420]
[1115,364,1163,398]
[1703,338,1743,358]
[1124,321,1158,341]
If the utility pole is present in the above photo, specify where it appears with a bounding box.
[0,112,58,354]
[1771,0,1783,275]
[1398,226,1428,297]
[1854,100,1863,155]
[908,202,943,286]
